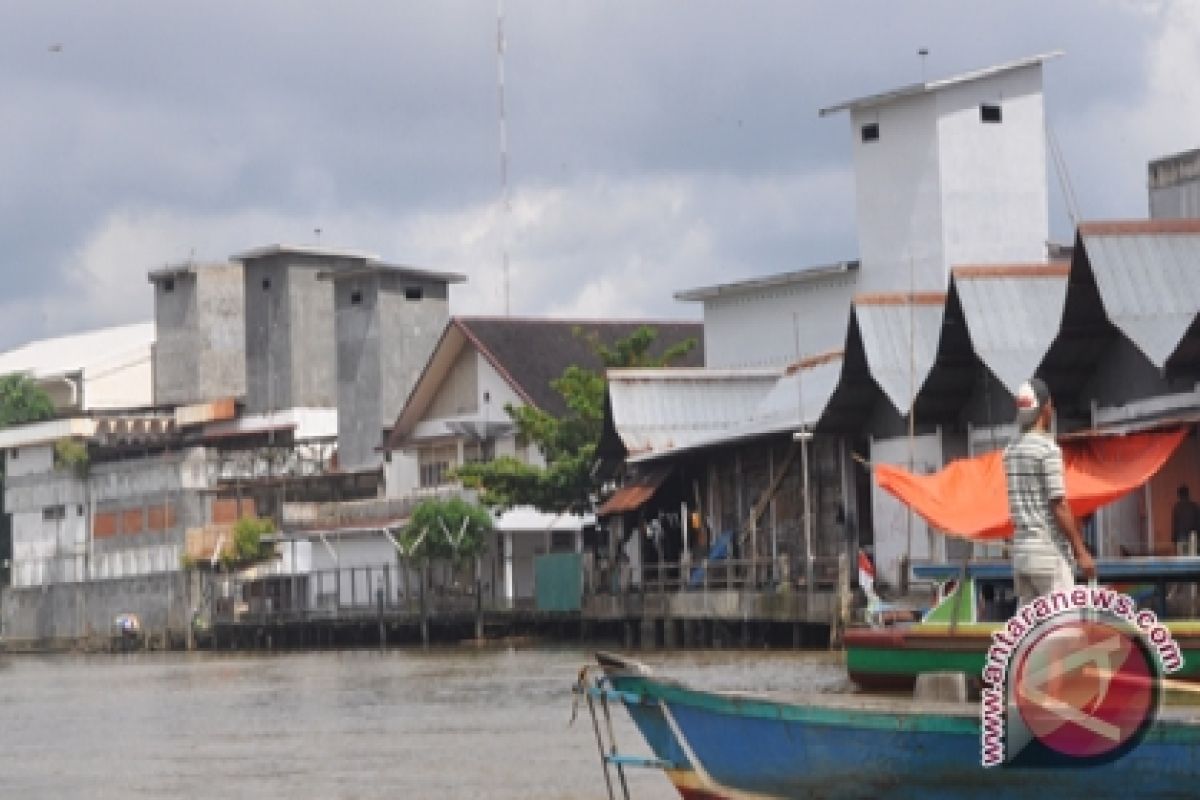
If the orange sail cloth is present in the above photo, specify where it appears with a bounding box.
[874,428,1188,541]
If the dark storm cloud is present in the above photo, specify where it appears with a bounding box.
[0,0,1186,349]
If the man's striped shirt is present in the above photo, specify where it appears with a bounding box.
[1003,430,1073,566]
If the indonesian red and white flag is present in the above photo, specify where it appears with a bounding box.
[857,549,875,594]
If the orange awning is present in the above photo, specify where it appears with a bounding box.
[597,466,673,516]
[875,428,1188,541]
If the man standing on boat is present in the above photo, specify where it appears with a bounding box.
[1172,485,1200,555]
[1003,378,1096,606]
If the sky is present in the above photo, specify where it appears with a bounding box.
[0,0,1197,351]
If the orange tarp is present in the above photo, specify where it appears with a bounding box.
[875,428,1188,541]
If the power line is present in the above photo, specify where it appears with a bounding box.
[1047,119,1081,228]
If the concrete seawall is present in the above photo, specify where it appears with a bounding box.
[1,572,202,650]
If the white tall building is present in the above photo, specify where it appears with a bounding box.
[820,51,1059,295]
[680,53,1061,366]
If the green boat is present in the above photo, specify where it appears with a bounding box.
[846,557,1200,691]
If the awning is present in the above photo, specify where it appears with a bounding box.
[875,428,1188,541]
[597,466,673,516]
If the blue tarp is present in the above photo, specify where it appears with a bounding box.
[689,530,733,587]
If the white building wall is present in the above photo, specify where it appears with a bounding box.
[699,276,858,368]
[477,359,525,425]
[410,358,525,441]
[850,65,1049,295]
[82,354,154,410]
[384,451,420,498]
[5,443,54,478]
[869,431,944,587]
[5,448,202,588]
[936,65,1049,270]
[851,93,945,294]
[308,534,396,572]
[10,503,88,587]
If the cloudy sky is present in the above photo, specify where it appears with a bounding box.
[0,0,1196,351]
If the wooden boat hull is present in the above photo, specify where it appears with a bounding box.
[597,652,1200,800]
[845,622,1200,692]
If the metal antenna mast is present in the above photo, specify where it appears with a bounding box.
[496,0,511,316]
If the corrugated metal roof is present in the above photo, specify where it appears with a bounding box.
[951,264,1069,394]
[628,354,843,463]
[607,368,781,457]
[853,294,945,415]
[744,352,843,431]
[818,51,1062,116]
[1080,221,1200,368]
[674,261,858,302]
[597,466,673,516]
[0,321,154,381]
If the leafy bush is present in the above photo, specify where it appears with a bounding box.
[225,515,276,567]
[54,438,90,477]
[399,498,492,564]
[0,374,55,429]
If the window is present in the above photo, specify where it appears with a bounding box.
[76,504,84,516]
[861,123,880,142]
[418,444,457,488]
[163,278,175,292]
[419,460,449,488]
[350,289,363,305]
[262,277,271,291]
[405,286,423,301]
[9,448,17,460]
[980,104,1002,123]
[42,505,66,522]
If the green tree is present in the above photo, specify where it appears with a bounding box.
[456,326,696,514]
[398,497,492,564]
[0,374,55,429]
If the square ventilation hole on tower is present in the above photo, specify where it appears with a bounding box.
[980,104,1002,123]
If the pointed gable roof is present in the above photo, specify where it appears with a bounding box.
[1077,219,1200,369]
[386,317,703,447]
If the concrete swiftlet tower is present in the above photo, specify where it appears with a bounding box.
[148,262,246,405]
[325,262,466,470]
[821,51,1060,294]
[233,244,466,472]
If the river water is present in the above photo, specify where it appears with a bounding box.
[0,646,849,799]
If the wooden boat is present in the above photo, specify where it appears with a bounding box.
[845,557,1200,692]
[582,651,1200,800]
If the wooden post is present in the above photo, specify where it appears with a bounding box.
[420,563,430,647]
[831,550,849,648]
[376,587,386,651]
[475,555,484,641]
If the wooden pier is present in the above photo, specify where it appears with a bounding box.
[205,554,850,651]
